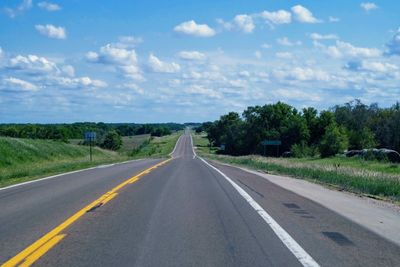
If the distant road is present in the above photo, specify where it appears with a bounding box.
[1,131,400,266]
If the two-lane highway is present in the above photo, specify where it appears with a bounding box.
[1,132,400,266]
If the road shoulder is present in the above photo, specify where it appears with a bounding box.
[210,159,400,247]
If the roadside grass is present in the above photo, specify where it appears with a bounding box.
[129,132,181,158]
[193,133,400,202]
[120,134,151,153]
[0,133,180,188]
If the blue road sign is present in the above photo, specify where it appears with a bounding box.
[84,132,96,141]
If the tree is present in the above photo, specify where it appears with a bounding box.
[319,124,349,157]
[101,131,122,151]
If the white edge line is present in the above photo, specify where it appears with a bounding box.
[0,158,145,192]
[190,134,197,159]
[169,134,183,157]
[199,157,320,267]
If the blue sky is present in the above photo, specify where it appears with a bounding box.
[0,0,399,123]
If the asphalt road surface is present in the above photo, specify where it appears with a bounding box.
[1,132,400,266]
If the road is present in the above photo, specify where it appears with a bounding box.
[1,131,400,266]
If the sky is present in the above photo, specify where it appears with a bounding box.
[0,0,399,123]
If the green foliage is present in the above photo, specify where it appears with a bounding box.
[101,131,122,151]
[203,99,400,159]
[319,124,349,157]
[0,122,183,141]
[291,143,318,158]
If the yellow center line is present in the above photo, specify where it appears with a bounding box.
[1,158,172,267]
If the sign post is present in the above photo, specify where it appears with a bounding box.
[84,132,97,162]
[261,140,282,157]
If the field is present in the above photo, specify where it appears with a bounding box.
[0,133,180,188]
[193,133,400,202]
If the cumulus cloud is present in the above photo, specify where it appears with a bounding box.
[233,14,255,33]
[309,33,338,40]
[291,5,321,23]
[361,2,378,12]
[385,29,400,56]
[7,54,59,74]
[35,24,66,39]
[3,77,38,91]
[277,37,302,46]
[260,10,292,25]
[86,43,143,80]
[148,54,180,73]
[37,2,61,11]
[326,41,381,59]
[174,20,216,37]
[345,60,398,73]
[4,0,32,18]
[51,76,107,89]
[273,67,331,82]
[178,51,206,60]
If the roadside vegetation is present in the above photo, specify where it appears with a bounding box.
[193,133,400,203]
[0,132,181,188]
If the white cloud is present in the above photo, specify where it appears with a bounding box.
[329,16,340,22]
[4,0,32,18]
[35,24,66,39]
[3,77,38,91]
[361,2,378,12]
[276,52,293,59]
[148,54,181,73]
[86,42,143,81]
[386,28,400,56]
[274,88,322,102]
[178,51,206,60]
[273,67,331,82]
[277,37,302,46]
[53,76,107,88]
[260,10,292,25]
[291,5,321,23]
[37,2,61,11]
[254,51,262,59]
[345,60,398,73]
[8,54,58,74]
[233,14,255,33]
[327,41,381,58]
[309,33,338,40]
[174,20,216,37]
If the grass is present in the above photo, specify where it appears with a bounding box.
[120,134,151,153]
[0,132,180,188]
[193,133,400,202]
[129,132,181,158]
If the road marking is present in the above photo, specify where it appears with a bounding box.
[0,158,146,192]
[1,158,172,267]
[190,134,197,159]
[199,157,320,267]
[169,134,183,157]
[19,234,66,267]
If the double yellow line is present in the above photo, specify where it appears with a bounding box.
[2,158,172,267]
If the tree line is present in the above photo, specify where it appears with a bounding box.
[0,122,184,141]
[199,100,400,158]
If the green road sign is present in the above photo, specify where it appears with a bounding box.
[261,140,281,146]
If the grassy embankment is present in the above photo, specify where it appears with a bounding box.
[193,133,400,202]
[0,132,180,188]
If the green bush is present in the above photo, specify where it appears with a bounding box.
[101,131,122,151]
[319,124,349,157]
